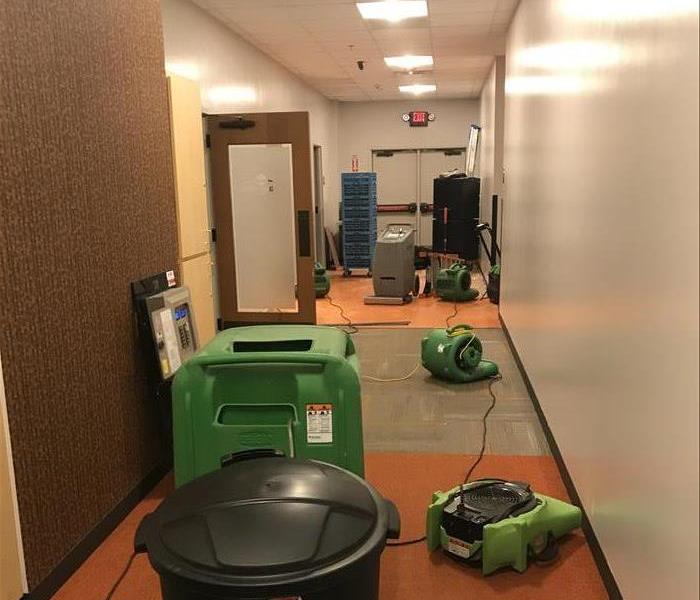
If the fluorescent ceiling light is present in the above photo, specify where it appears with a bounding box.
[384,55,434,70]
[356,1,427,23]
[399,83,436,95]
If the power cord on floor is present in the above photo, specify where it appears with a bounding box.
[463,374,501,485]
[445,299,459,328]
[362,362,421,383]
[326,294,358,335]
[105,551,137,600]
[387,373,502,548]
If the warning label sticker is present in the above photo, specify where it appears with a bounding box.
[447,536,472,559]
[306,403,333,444]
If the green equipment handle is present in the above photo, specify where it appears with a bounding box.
[446,324,474,337]
[190,352,346,369]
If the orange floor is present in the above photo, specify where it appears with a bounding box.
[316,270,500,328]
[51,454,606,600]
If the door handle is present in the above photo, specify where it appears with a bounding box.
[297,210,311,257]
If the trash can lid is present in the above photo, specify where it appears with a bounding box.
[136,457,394,588]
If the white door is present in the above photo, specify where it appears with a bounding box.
[418,149,467,247]
[373,150,418,237]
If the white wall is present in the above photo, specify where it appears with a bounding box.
[337,99,479,227]
[501,2,699,598]
[160,0,339,230]
[477,56,505,274]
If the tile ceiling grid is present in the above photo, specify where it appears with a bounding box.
[192,0,517,101]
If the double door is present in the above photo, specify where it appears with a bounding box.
[372,148,467,247]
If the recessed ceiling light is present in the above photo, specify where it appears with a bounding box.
[356,1,428,23]
[384,55,434,70]
[399,83,436,95]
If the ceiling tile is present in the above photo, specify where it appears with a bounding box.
[435,55,494,69]
[193,0,514,100]
[491,9,514,24]
[496,0,518,12]
[287,4,361,20]
[428,0,499,14]
[430,23,492,38]
[430,11,494,26]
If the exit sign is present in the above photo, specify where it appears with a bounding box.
[402,111,435,127]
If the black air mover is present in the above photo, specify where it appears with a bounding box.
[135,454,400,600]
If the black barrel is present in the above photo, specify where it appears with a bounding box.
[135,456,400,600]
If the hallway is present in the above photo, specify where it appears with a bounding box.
[0,1,697,599]
[50,326,607,600]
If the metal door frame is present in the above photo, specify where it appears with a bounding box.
[312,145,326,265]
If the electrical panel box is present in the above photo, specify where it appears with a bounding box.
[146,287,198,379]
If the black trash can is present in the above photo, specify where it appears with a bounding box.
[135,454,401,600]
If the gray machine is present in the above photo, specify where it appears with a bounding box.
[146,286,198,379]
[364,224,417,305]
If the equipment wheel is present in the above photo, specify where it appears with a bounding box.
[366,270,372,277]
[532,533,559,563]
[343,269,352,277]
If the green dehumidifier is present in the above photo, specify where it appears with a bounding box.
[172,325,364,487]
[421,324,498,382]
[426,479,582,574]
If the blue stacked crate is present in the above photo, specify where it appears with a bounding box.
[341,172,377,275]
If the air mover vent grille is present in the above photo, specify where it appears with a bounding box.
[462,485,523,511]
[442,481,539,545]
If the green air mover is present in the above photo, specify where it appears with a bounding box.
[421,324,498,382]
[315,263,331,298]
[426,479,582,575]
[436,263,479,302]
[172,325,364,487]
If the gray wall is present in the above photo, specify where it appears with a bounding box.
[501,2,699,598]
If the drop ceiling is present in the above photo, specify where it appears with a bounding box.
[191,0,518,101]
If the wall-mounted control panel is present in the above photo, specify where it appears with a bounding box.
[146,286,198,379]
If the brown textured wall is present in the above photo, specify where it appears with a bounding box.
[0,0,178,588]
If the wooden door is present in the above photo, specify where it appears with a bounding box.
[180,253,216,345]
[0,356,26,600]
[208,112,316,325]
[167,75,210,259]
[167,75,217,344]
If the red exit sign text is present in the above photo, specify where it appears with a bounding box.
[410,111,429,126]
